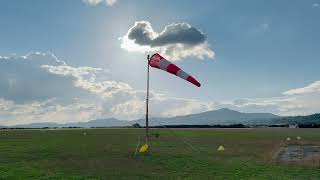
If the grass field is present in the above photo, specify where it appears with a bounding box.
[0,128,320,179]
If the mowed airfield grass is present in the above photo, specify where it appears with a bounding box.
[0,128,319,179]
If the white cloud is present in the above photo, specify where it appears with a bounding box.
[1,52,320,125]
[230,94,320,116]
[110,93,215,119]
[0,52,76,103]
[0,52,134,124]
[252,23,270,34]
[0,98,99,125]
[83,0,117,6]
[106,0,117,6]
[83,0,103,6]
[229,81,320,116]
[313,3,319,7]
[0,52,216,125]
[41,65,132,98]
[120,21,214,61]
[259,23,270,32]
[283,81,320,95]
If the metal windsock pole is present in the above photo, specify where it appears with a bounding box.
[145,53,201,144]
[146,55,150,143]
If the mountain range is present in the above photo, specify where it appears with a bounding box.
[3,108,320,128]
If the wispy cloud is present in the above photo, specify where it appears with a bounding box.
[252,23,270,33]
[230,81,320,116]
[120,21,214,61]
[1,52,320,125]
[283,81,320,95]
[0,52,214,125]
[83,0,117,7]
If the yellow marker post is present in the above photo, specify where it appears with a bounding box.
[139,144,149,153]
[297,136,301,140]
[217,145,225,152]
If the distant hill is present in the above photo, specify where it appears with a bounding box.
[134,108,280,126]
[11,123,61,128]
[9,118,132,128]
[7,109,320,128]
[269,113,320,125]
[4,108,282,128]
[67,118,131,128]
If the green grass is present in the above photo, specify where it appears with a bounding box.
[0,128,319,179]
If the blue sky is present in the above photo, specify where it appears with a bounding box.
[0,0,320,125]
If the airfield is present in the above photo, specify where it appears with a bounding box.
[0,128,319,179]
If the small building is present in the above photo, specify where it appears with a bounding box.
[289,124,298,128]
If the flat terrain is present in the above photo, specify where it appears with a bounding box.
[0,128,319,179]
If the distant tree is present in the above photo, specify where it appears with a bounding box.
[298,124,320,128]
[132,123,141,128]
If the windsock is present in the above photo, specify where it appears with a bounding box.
[149,53,201,87]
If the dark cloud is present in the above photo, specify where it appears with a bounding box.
[127,22,154,46]
[121,21,214,60]
[127,21,206,47]
[153,23,206,46]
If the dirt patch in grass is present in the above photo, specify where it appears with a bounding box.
[276,144,320,167]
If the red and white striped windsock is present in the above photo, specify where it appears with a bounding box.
[149,53,201,87]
